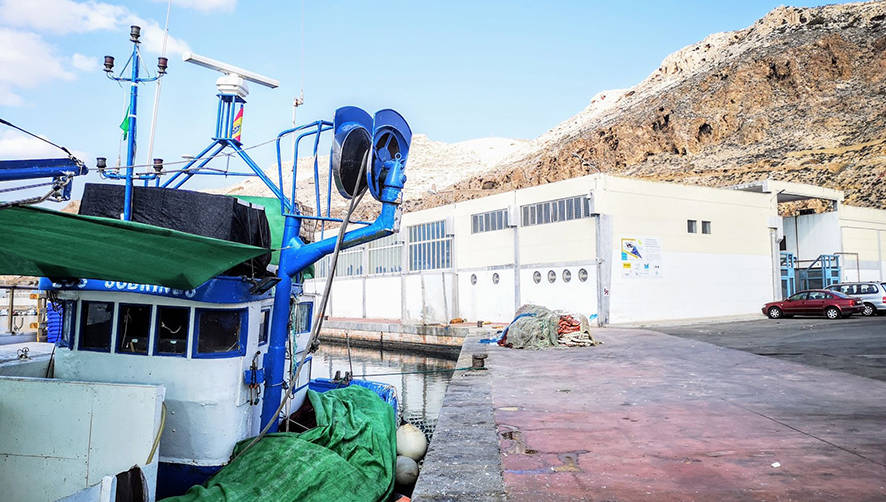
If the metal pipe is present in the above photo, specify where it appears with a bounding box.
[123,43,140,221]
[6,286,13,334]
[259,158,406,431]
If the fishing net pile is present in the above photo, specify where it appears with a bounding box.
[499,304,600,349]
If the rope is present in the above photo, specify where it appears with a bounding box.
[146,402,167,464]
[0,118,75,158]
[0,175,73,209]
[101,135,279,173]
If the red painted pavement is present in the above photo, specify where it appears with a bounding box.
[487,328,886,501]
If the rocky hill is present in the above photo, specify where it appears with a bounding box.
[222,1,885,221]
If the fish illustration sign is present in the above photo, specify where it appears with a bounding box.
[620,236,662,278]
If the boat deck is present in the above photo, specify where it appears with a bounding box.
[414,328,886,501]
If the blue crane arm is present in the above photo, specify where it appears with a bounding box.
[0,158,88,181]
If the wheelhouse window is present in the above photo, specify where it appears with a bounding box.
[702,221,712,234]
[59,300,77,349]
[155,306,189,356]
[194,309,246,358]
[687,220,697,233]
[117,304,151,355]
[79,301,114,352]
[293,302,312,334]
[258,308,270,345]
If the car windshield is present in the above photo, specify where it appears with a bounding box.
[830,290,850,299]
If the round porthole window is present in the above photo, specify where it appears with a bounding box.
[562,269,572,282]
[470,273,477,285]
[492,272,500,284]
[547,270,556,283]
[532,271,541,284]
[578,268,588,282]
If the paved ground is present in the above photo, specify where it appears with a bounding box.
[487,329,886,501]
[658,316,886,381]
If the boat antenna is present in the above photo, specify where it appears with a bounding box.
[145,0,173,167]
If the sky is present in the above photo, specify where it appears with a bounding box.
[0,0,831,200]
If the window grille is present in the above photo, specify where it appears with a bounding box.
[335,248,363,276]
[408,220,452,271]
[520,196,590,226]
[368,233,403,274]
[471,208,509,233]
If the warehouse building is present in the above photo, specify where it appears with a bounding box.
[304,174,886,325]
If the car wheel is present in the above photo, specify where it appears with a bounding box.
[767,306,783,319]
[825,307,841,320]
[862,303,875,317]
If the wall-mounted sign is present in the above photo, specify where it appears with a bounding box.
[620,236,662,278]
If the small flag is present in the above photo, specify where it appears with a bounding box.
[232,107,244,142]
[120,104,131,140]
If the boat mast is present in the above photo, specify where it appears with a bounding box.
[103,26,167,220]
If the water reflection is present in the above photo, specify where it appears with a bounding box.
[311,343,458,431]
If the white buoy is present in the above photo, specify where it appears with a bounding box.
[396,423,428,461]
[396,455,419,485]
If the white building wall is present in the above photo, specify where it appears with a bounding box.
[838,205,886,282]
[592,175,776,323]
[783,212,842,261]
[457,268,516,323]
[305,175,886,325]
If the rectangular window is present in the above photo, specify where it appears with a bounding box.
[687,220,697,233]
[293,302,312,334]
[78,301,114,352]
[116,304,151,355]
[155,306,189,356]
[407,220,452,271]
[258,308,270,345]
[59,300,77,349]
[701,220,711,234]
[521,196,591,227]
[194,309,246,358]
[470,209,509,234]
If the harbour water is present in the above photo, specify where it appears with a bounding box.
[311,342,459,433]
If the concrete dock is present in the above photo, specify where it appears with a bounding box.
[413,328,886,501]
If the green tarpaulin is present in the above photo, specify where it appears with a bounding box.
[0,206,269,290]
[235,195,314,279]
[165,386,397,502]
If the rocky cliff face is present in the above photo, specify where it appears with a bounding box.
[406,1,886,214]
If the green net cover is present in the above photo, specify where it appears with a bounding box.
[0,206,268,290]
[164,386,397,502]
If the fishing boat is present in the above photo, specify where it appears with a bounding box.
[0,26,410,501]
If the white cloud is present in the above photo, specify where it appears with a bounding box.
[71,53,99,72]
[135,19,190,56]
[0,130,88,161]
[0,1,191,106]
[0,0,191,55]
[0,0,124,34]
[154,0,236,13]
[0,28,74,106]
[0,130,59,159]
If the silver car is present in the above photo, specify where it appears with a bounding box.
[826,282,886,317]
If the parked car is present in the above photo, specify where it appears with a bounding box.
[763,289,864,320]
[826,282,886,317]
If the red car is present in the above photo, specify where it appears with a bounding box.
[763,289,864,319]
